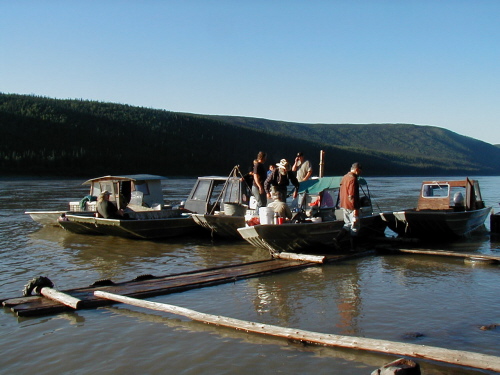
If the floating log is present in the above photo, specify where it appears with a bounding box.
[378,248,500,264]
[94,291,500,373]
[40,287,82,310]
[276,252,325,263]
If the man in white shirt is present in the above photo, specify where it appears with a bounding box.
[292,152,313,182]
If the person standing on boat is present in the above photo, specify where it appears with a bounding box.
[264,159,299,202]
[337,162,362,249]
[292,152,313,182]
[97,191,126,219]
[252,151,268,211]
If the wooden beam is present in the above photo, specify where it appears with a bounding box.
[276,252,325,263]
[94,291,500,372]
[40,287,82,309]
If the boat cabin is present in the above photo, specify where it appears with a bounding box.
[417,178,486,211]
[78,174,168,211]
[184,176,252,214]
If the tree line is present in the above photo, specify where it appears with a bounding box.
[1,93,500,177]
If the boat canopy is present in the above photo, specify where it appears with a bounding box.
[82,174,168,185]
[298,176,367,195]
[82,174,168,209]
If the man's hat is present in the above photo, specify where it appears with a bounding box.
[276,159,290,171]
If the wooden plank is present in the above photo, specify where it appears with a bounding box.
[94,291,500,373]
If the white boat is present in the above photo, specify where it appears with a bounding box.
[26,174,168,226]
[30,174,200,239]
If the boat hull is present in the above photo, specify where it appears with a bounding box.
[192,214,245,239]
[380,207,492,239]
[26,211,69,226]
[237,215,386,254]
[59,214,200,239]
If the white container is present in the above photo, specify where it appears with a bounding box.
[310,217,322,223]
[249,196,257,209]
[259,207,275,225]
[245,213,255,222]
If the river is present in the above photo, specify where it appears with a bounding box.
[1,176,500,374]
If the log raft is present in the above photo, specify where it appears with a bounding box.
[2,251,373,318]
[3,256,357,317]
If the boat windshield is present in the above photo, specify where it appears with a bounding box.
[222,179,243,203]
[421,183,450,198]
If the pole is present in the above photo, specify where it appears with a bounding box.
[319,150,325,178]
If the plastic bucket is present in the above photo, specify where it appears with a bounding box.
[224,202,247,216]
[259,207,275,225]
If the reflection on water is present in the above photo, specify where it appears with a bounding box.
[1,176,500,374]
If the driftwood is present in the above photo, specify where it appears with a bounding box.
[94,291,500,373]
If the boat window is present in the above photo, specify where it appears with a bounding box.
[134,180,150,196]
[99,182,114,196]
[211,182,225,204]
[190,180,212,201]
[320,189,337,208]
[222,179,242,203]
[421,184,449,198]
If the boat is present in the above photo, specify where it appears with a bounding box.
[56,175,200,239]
[26,185,99,226]
[187,168,255,239]
[237,176,387,255]
[380,178,492,240]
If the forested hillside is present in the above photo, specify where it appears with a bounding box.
[1,93,500,177]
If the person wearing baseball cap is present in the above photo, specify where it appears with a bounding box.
[292,152,313,183]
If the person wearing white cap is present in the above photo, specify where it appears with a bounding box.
[264,159,299,202]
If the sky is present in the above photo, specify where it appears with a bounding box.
[2,1,500,144]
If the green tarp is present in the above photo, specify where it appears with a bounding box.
[298,176,367,194]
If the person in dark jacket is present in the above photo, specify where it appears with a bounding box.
[97,191,125,219]
[264,159,299,202]
[252,152,268,211]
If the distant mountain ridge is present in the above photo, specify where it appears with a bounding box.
[1,93,499,177]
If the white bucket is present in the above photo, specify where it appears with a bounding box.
[259,207,275,225]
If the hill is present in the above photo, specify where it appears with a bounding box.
[1,93,500,177]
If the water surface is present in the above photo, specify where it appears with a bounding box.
[1,176,500,374]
